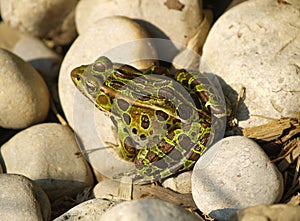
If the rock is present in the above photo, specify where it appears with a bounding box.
[191,136,284,221]
[200,0,300,127]
[1,123,94,201]
[0,0,77,44]
[162,171,192,194]
[228,204,300,221]
[0,22,61,84]
[93,179,120,199]
[0,48,49,129]
[0,174,51,221]
[54,198,118,221]
[99,198,202,221]
[58,16,157,181]
[75,0,205,51]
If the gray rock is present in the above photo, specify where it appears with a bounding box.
[99,198,202,221]
[54,198,117,221]
[1,123,94,201]
[58,16,157,181]
[0,48,49,129]
[0,173,51,221]
[191,136,284,221]
[200,0,300,127]
[0,0,77,44]
[228,204,300,221]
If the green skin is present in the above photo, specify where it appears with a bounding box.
[71,56,227,184]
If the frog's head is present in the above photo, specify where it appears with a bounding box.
[71,56,114,112]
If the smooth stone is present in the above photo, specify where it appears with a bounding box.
[0,174,51,221]
[0,22,61,84]
[228,204,300,221]
[99,198,202,221]
[200,0,300,127]
[191,136,284,221]
[76,0,204,51]
[1,123,94,201]
[162,171,192,194]
[0,0,77,44]
[58,16,157,181]
[93,179,120,199]
[54,198,118,221]
[0,48,49,129]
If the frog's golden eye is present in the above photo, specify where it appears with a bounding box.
[85,79,98,94]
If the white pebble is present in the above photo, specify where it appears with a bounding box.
[192,136,284,221]
[0,48,49,129]
[1,123,94,201]
[200,0,300,127]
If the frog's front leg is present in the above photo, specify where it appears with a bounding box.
[110,116,137,162]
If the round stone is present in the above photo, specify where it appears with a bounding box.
[0,48,50,129]
[1,123,94,201]
[58,16,157,181]
[99,198,202,221]
[162,171,192,194]
[0,0,77,44]
[0,174,51,221]
[191,136,284,221]
[75,0,204,50]
[200,0,300,127]
[0,22,61,84]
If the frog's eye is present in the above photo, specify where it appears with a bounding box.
[93,62,106,72]
[93,56,113,72]
[85,79,98,94]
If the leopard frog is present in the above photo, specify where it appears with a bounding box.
[71,56,228,184]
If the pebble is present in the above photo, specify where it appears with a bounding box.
[1,123,94,201]
[75,0,205,51]
[191,136,284,221]
[228,204,300,221]
[0,0,77,44]
[58,16,157,181]
[92,179,120,199]
[0,22,61,84]
[0,48,49,129]
[200,0,300,127]
[99,198,202,221]
[162,171,192,194]
[54,198,118,221]
[0,173,51,221]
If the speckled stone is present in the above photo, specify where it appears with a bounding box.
[192,136,284,221]
[200,0,300,127]
[1,123,94,201]
[0,174,51,221]
[0,48,49,129]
